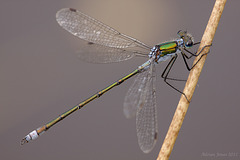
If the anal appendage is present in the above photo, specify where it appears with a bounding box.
[21,130,39,145]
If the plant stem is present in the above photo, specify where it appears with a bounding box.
[157,0,227,159]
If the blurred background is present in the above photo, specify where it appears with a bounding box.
[1,0,239,159]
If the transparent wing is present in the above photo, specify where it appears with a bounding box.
[76,42,147,63]
[123,66,151,118]
[56,8,151,50]
[123,62,157,153]
[136,63,157,153]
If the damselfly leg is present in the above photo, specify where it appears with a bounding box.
[161,44,212,102]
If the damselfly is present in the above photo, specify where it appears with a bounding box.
[21,8,210,153]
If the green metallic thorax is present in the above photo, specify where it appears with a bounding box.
[158,41,178,56]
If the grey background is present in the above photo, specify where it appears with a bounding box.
[1,0,239,159]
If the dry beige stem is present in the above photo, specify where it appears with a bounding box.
[157,0,227,159]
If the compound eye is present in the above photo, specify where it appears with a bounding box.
[185,39,193,47]
[187,41,192,47]
[177,30,187,38]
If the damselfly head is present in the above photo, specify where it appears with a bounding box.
[177,30,194,48]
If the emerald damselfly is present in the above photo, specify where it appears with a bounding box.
[21,8,210,153]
